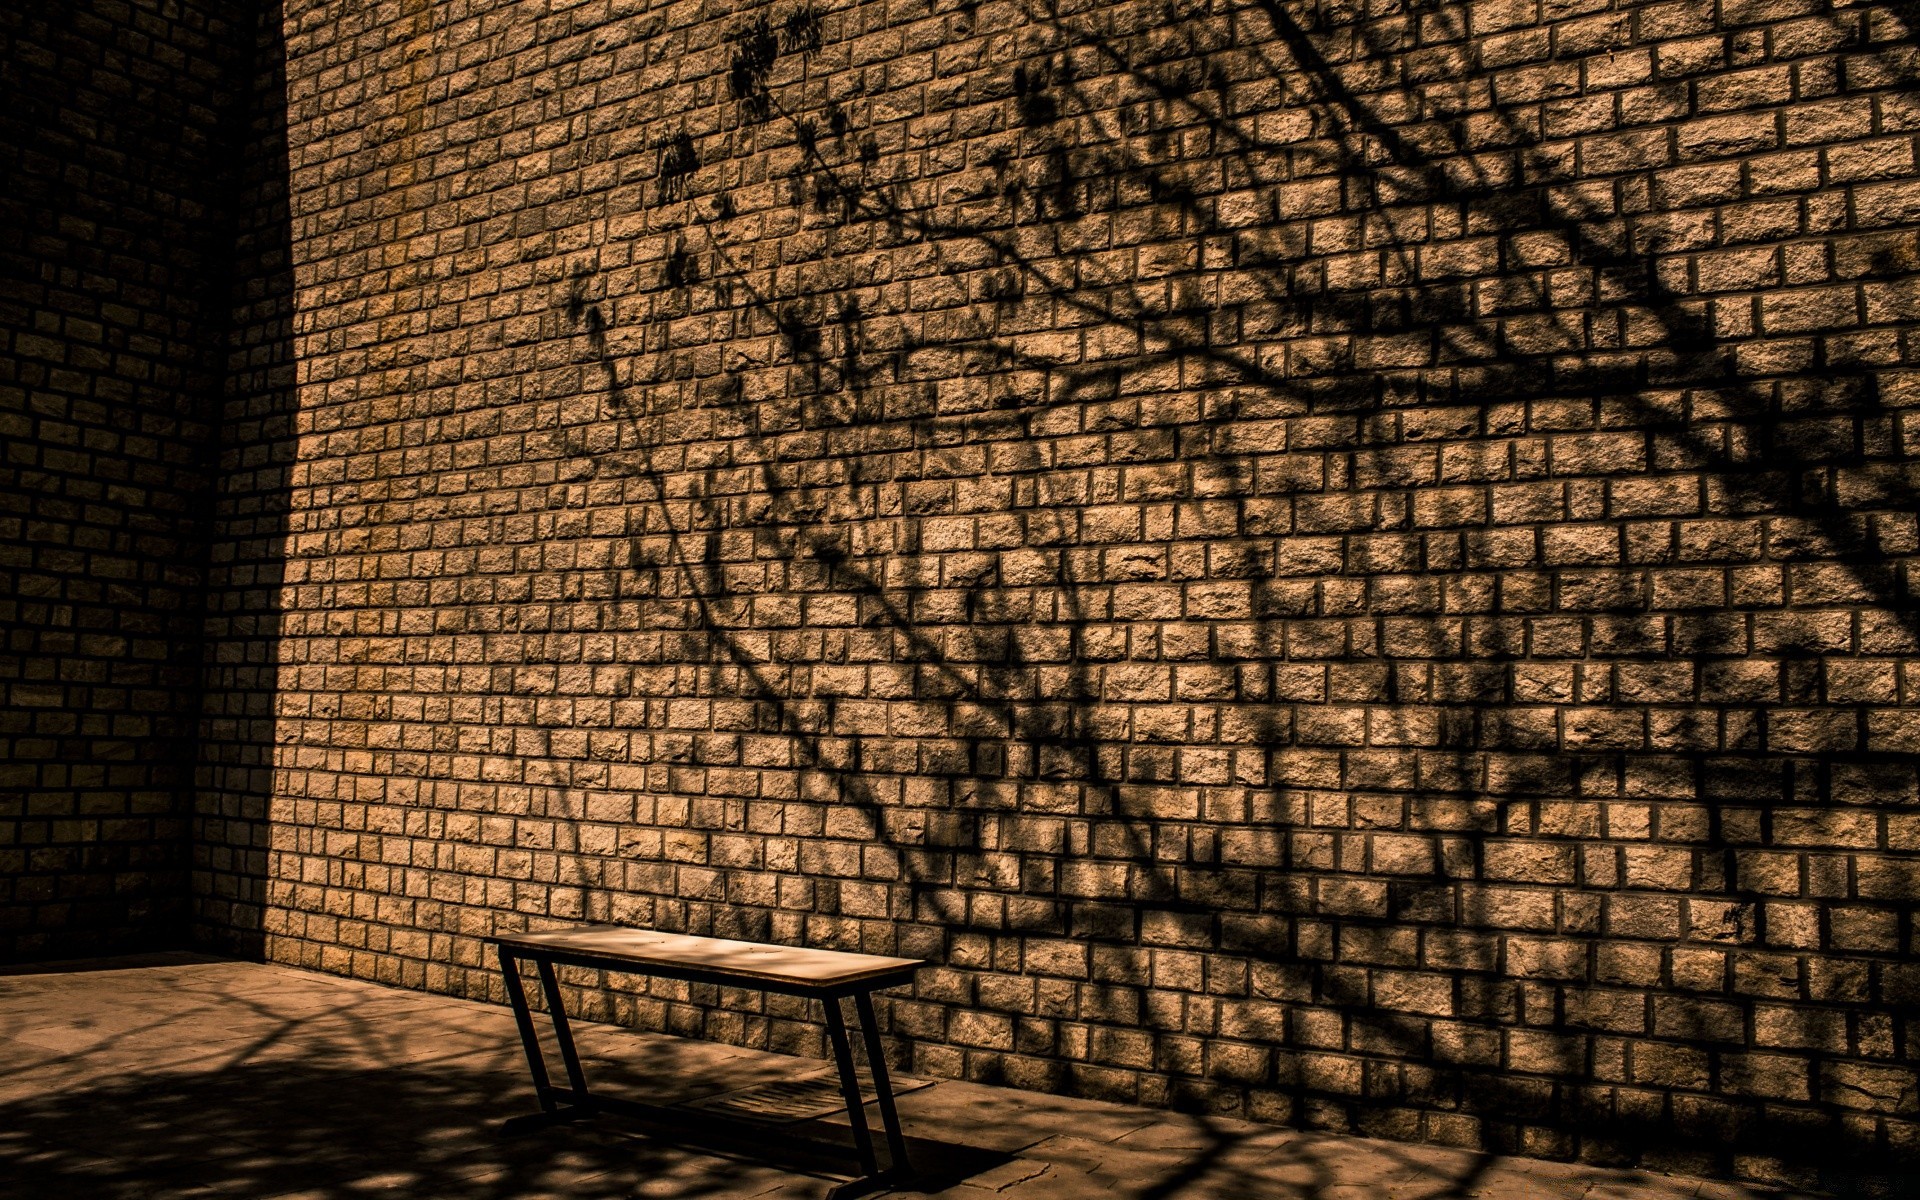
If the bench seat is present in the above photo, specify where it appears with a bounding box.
[490,925,921,994]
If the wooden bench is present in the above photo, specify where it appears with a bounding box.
[488,925,923,1199]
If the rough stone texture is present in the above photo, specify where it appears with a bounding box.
[6,0,1920,1190]
[191,0,1920,1188]
[0,0,261,961]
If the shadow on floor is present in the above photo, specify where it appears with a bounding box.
[0,1057,827,1199]
[0,1058,1014,1200]
[0,958,1863,1200]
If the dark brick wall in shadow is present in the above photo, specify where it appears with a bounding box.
[190,0,295,963]
[0,0,268,962]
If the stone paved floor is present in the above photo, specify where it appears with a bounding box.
[0,954,1811,1200]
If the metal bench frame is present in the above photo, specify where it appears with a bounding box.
[490,930,920,1200]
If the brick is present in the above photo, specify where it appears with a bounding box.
[1760,286,1860,333]
[4,0,1917,1186]
[1,0,261,962]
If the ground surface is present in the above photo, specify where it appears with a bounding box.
[0,954,1816,1200]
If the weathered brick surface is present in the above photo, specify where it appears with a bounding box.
[0,0,260,961]
[48,0,1920,1187]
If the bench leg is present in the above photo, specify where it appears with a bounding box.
[535,957,592,1103]
[497,946,558,1113]
[498,947,592,1118]
[822,995,880,1179]
[854,991,910,1176]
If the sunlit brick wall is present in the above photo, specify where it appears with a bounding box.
[220,0,1920,1185]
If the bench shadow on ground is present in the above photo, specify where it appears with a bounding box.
[0,1058,1015,1200]
[0,963,1007,1200]
[0,1063,1770,1200]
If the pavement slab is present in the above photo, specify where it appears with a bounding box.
[0,954,1822,1200]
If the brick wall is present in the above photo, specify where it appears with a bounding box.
[0,0,261,961]
[191,0,298,959]
[199,0,1920,1187]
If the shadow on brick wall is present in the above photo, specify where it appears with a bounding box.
[531,0,1920,1191]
